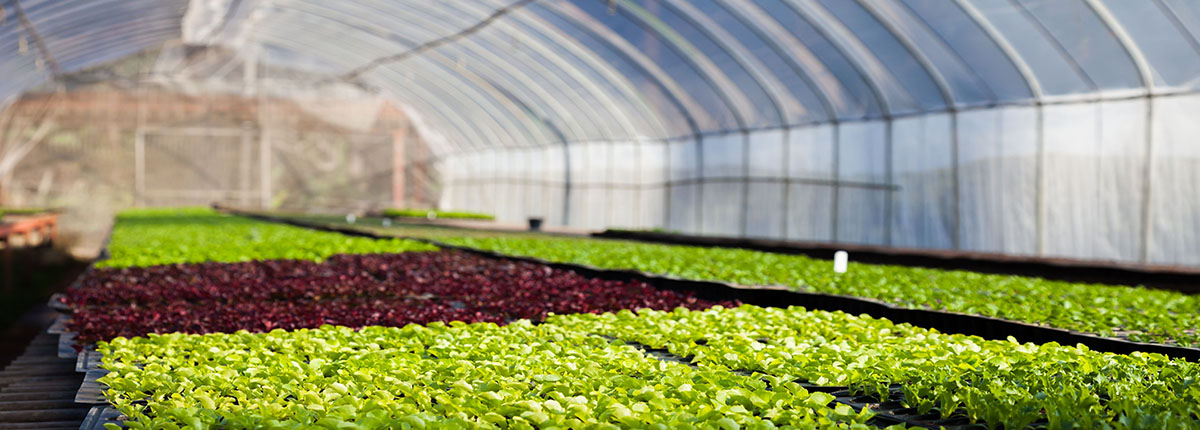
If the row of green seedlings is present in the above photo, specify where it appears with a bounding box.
[98,305,1199,429]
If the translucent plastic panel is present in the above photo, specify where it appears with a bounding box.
[964,0,1091,95]
[545,184,567,225]
[890,114,954,249]
[432,43,592,141]
[609,188,640,229]
[545,146,568,184]
[700,134,745,179]
[1100,0,1200,90]
[1014,0,1142,90]
[23,0,186,72]
[837,122,887,183]
[1161,0,1200,46]
[816,0,948,110]
[374,63,530,147]
[567,144,589,185]
[1148,94,1200,266]
[788,125,836,180]
[898,0,1033,101]
[527,3,694,136]
[786,184,836,242]
[502,12,670,138]
[494,182,519,222]
[861,0,993,106]
[586,142,611,184]
[554,0,739,132]
[626,0,780,128]
[568,188,607,230]
[610,142,640,185]
[639,143,668,185]
[837,188,888,245]
[748,0,882,119]
[956,107,1038,255]
[667,138,700,181]
[668,183,701,232]
[639,186,668,228]
[747,130,786,179]
[745,182,786,239]
[523,182,548,220]
[1042,101,1145,261]
[462,30,614,139]
[689,0,832,124]
[700,182,744,236]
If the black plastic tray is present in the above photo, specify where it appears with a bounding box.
[74,369,109,404]
[78,405,123,430]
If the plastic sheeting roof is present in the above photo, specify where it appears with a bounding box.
[4,0,1200,154]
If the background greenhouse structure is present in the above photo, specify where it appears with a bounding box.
[6,2,1200,429]
[2,0,1200,267]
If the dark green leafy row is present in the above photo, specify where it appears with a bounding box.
[99,208,436,268]
[554,306,1200,429]
[99,308,885,429]
[99,306,1200,429]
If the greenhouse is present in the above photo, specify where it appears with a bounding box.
[0,1,1198,429]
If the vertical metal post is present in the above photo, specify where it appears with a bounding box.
[258,104,271,209]
[393,128,407,208]
[240,124,253,207]
[134,129,145,206]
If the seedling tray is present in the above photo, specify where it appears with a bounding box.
[76,350,102,373]
[48,315,71,334]
[75,369,109,404]
[48,293,72,312]
[79,405,124,430]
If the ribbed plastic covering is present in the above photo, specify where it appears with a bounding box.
[1,0,1199,266]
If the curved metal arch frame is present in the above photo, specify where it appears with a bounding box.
[375,1,604,143]
[435,36,610,142]
[233,0,558,150]
[713,0,842,123]
[250,32,533,151]
[662,0,794,126]
[415,48,572,147]
[861,0,1000,105]
[378,71,497,152]
[1081,0,1156,263]
[516,5,696,139]
[540,1,703,136]
[610,0,753,131]
[451,1,652,142]
[474,12,653,141]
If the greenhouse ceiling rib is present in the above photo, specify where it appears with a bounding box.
[498,9,669,140]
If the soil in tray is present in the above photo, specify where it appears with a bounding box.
[63,250,736,345]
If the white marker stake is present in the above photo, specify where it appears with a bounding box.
[426,211,438,220]
[346,214,356,224]
[382,218,392,227]
[833,250,848,273]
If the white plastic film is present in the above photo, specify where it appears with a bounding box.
[1149,94,1200,266]
[700,133,746,179]
[956,107,1038,255]
[700,181,744,236]
[745,182,786,238]
[890,113,954,249]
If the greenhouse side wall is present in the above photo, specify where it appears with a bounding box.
[439,94,1200,268]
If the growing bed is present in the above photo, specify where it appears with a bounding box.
[47,209,1200,429]
[275,213,1200,349]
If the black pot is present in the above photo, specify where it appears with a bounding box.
[527,217,544,231]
